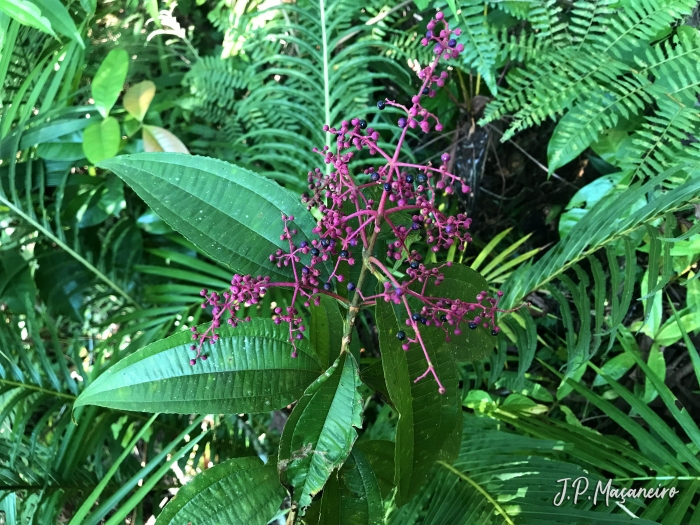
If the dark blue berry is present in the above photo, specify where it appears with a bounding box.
[420,317,428,325]
[398,118,407,128]
[370,172,380,182]
[410,261,419,269]
[448,39,456,48]
[321,239,330,248]
[311,248,320,256]
[440,314,448,322]
[340,250,349,258]
[491,329,499,336]
[377,100,386,110]
[300,240,309,248]
[384,183,391,192]
[396,330,406,340]
[347,282,356,291]
[468,322,478,330]
[359,119,367,129]
[323,282,332,290]
[405,174,414,184]
[411,222,420,230]
[412,313,421,321]
[422,87,429,95]
[417,174,428,184]
[302,266,310,275]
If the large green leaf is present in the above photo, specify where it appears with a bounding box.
[376,299,460,506]
[98,153,331,281]
[74,319,323,414]
[309,293,345,369]
[416,264,496,361]
[339,449,383,525]
[355,440,395,499]
[92,49,129,118]
[278,352,363,512]
[82,117,120,165]
[156,457,286,525]
[315,447,384,525]
[0,0,54,35]
[32,0,83,47]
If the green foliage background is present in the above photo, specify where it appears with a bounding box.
[1,0,700,523]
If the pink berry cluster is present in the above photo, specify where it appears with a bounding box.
[189,12,519,392]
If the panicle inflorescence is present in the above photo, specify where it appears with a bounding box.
[191,12,521,393]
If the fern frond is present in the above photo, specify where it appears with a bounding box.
[621,93,700,181]
[183,0,408,185]
[483,0,698,144]
[528,0,570,46]
[569,0,617,49]
[181,57,254,126]
[547,80,654,172]
[459,3,499,94]
[600,0,696,60]
[388,416,662,525]
[496,28,555,64]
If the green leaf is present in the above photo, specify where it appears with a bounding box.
[142,125,189,153]
[82,117,120,165]
[74,319,323,414]
[0,0,54,35]
[123,80,155,122]
[360,358,390,402]
[338,449,383,525]
[31,0,83,47]
[92,49,129,118]
[156,457,286,525]
[278,353,363,512]
[417,264,495,361]
[309,293,345,369]
[592,352,635,387]
[317,472,341,524]
[355,440,395,499]
[643,344,665,404]
[98,153,331,281]
[375,299,460,506]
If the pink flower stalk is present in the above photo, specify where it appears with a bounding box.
[190,12,521,393]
